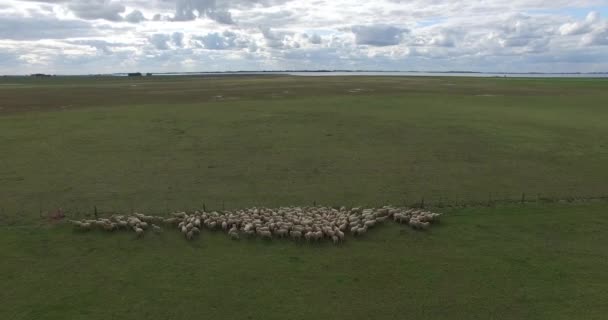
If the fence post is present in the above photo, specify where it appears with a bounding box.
[521,193,525,204]
[94,206,98,219]
[420,196,425,209]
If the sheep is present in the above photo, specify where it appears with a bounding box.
[290,230,302,240]
[336,230,345,241]
[305,231,314,242]
[102,222,117,232]
[70,220,92,231]
[332,235,340,244]
[134,227,144,237]
[275,228,289,238]
[70,205,443,243]
[259,230,272,240]
[172,212,186,218]
[164,218,178,225]
[229,231,240,240]
[315,230,324,241]
[354,226,367,236]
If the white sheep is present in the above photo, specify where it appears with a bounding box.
[290,230,302,240]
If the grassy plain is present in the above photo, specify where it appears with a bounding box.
[1,75,607,319]
[1,76,608,222]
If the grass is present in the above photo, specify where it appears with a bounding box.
[1,76,608,222]
[2,204,607,320]
[1,75,607,319]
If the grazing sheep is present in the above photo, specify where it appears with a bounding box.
[259,230,272,240]
[102,222,117,232]
[70,220,92,231]
[290,230,302,240]
[70,205,443,243]
[305,231,314,242]
[275,229,289,238]
[332,235,339,244]
[134,227,144,237]
[336,230,345,241]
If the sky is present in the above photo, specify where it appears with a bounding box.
[0,0,607,74]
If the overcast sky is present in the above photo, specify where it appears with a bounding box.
[1,0,607,74]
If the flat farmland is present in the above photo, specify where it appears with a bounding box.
[1,75,607,320]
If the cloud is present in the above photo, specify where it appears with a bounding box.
[173,0,234,24]
[172,32,184,47]
[0,14,96,40]
[149,33,171,50]
[68,0,125,22]
[193,30,251,50]
[125,9,146,23]
[310,34,322,44]
[559,11,600,35]
[2,0,608,74]
[582,24,608,46]
[352,25,408,46]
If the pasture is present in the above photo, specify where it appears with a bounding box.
[1,75,607,319]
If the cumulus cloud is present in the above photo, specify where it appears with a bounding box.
[310,34,322,44]
[2,0,608,74]
[68,0,125,22]
[352,25,408,46]
[172,32,184,47]
[149,33,171,50]
[0,14,96,40]
[125,9,145,23]
[173,0,234,24]
[559,11,600,35]
[193,30,250,50]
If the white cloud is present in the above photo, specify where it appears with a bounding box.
[1,0,608,74]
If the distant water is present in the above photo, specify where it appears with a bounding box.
[148,71,608,78]
[287,72,608,78]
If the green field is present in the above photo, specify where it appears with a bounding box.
[1,76,607,319]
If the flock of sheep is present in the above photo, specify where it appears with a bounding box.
[69,206,442,243]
